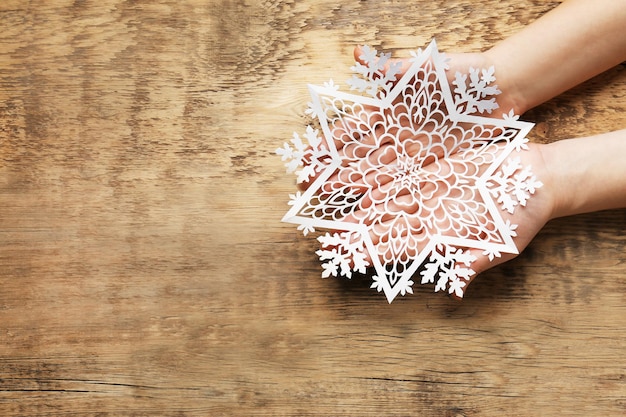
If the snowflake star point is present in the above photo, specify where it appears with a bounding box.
[278,40,541,302]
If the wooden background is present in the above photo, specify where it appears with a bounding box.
[1,0,625,415]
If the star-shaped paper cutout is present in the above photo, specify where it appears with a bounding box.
[277,40,541,302]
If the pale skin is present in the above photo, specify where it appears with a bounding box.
[338,0,626,293]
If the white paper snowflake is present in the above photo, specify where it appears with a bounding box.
[277,40,542,302]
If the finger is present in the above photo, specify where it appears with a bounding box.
[320,127,399,191]
[354,45,412,79]
[330,104,384,151]
[296,109,385,191]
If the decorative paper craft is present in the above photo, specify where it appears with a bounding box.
[277,40,542,302]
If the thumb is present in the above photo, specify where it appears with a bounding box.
[450,248,518,299]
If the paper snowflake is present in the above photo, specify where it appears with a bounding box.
[277,40,542,302]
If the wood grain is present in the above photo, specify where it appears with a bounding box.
[1,0,625,415]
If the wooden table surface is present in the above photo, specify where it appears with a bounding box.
[1,0,626,415]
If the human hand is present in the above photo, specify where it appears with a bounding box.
[308,122,553,298]
[296,46,554,298]
[353,45,524,118]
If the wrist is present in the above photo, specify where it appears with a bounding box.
[541,131,626,219]
[444,51,526,117]
[483,48,529,116]
[538,141,568,220]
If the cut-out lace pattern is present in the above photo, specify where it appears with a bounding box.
[277,41,542,302]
